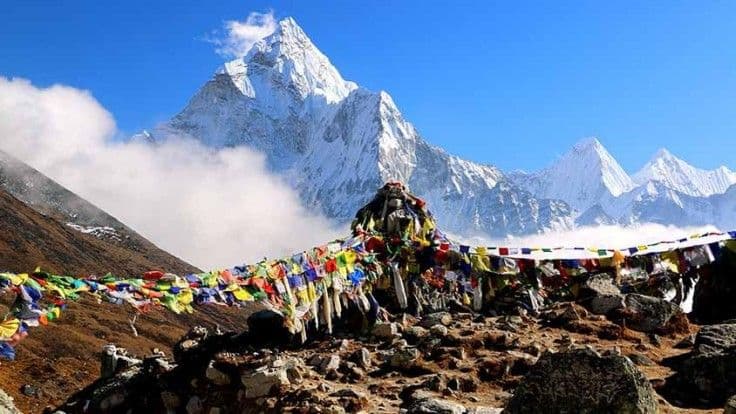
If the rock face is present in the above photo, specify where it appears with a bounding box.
[623,294,683,333]
[664,324,736,407]
[503,348,658,414]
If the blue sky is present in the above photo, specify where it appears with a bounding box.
[2,1,735,172]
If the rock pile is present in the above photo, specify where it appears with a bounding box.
[47,269,736,414]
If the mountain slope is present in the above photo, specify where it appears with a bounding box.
[510,138,634,212]
[633,148,736,197]
[156,17,572,237]
[0,150,198,275]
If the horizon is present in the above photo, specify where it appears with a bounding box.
[3,2,735,173]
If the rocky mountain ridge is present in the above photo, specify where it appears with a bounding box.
[153,17,736,237]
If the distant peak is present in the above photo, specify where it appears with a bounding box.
[651,147,676,162]
[572,137,603,151]
[278,17,301,31]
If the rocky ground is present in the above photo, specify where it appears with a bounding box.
[0,295,252,413]
[3,269,736,413]
[48,299,731,414]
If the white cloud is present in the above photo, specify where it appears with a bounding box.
[209,11,277,59]
[452,223,720,254]
[0,77,341,269]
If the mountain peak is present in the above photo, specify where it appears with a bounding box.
[237,16,356,103]
[633,147,736,197]
[511,137,634,211]
[572,137,603,151]
[652,147,674,160]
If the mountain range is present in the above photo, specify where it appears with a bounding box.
[149,17,736,237]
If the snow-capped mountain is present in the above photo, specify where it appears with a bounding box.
[155,17,572,237]
[633,148,736,197]
[150,16,735,236]
[509,138,634,212]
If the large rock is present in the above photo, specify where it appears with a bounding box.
[246,309,293,346]
[372,322,399,339]
[691,245,736,323]
[578,274,625,315]
[623,294,683,333]
[503,348,658,414]
[663,323,736,407]
[241,366,290,398]
[408,397,467,414]
[726,395,736,414]
[403,389,467,414]
[0,388,21,414]
[420,312,452,328]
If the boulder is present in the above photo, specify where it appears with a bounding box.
[353,347,372,369]
[408,397,467,414]
[726,395,736,414]
[578,274,625,315]
[389,348,420,370]
[319,355,341,374]
[663,323,736,407]
[404,389,467,414]
[246,309,293,346]
[372,322,399,339]
[503,348,658,414]
[430,324,449,337]
[241,367,290,399]
[691,245,736,323]
[0,389,21,414]
[205,361,231,385]
[420,312,452,328]
[404,325,430,341]
[623,294,683,333]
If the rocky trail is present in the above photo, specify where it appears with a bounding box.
[50,301,730,414]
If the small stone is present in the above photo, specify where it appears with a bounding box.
[420,312,452,328]
[319,355,341,374]
[21,384,38,397]
[626,353,655,366]
[325,368,340,380]
[430,324,449,337]
[355,347,371,369]
[373,322,399,339]
[205,362,231,385]
[404,326,429,340]
[161,391,180,410]
[317,383,332,393]
[389,348,420,370]
[186,396,203,414]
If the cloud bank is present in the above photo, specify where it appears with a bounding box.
[452,223,720,252]
[209,11,277,59]
[0,77,341,269]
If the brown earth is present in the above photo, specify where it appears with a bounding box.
[0,294,254,413]
[53,304,722,414]
[0,188,197,276]
[0,187,255,412]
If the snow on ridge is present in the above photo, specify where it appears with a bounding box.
[66,223,122,242]
[633,147,736,197]
[158,16,736,237]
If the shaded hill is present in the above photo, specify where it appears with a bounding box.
[0,150,197,275]
[0,157,252,412]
